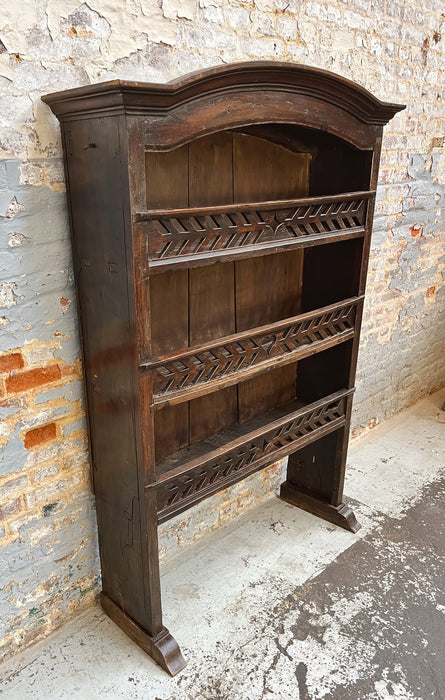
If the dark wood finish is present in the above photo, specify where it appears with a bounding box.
[233,132,310,202]
[43,62,403,675]
[145,147,188,209]
[150,270,189,356]
[188,134,238,448]
[189,131,233,206]
[154,389,352,522]
[42,61,403,146]
[280,481,360,533]
[154,403,188,462]
[136,191,373,272]
[233,133,308,436]
[57,116,169,675]
[100,592,187,676]
[145,297,362,408]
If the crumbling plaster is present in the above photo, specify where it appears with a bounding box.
[0,0,444,663]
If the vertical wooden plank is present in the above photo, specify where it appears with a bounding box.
[236,251,303,331]
[234,134,310,423]
[189,262,235,343]
[301,238,362,313]
[188,265,238,443]
[296,340,354,404]
[233,132,310,203]
[145,146,189,209]
[188,133,238,444]
[189,132,233,207]
[147,147,190,461]
[286,429,342,501]
[309,139,372,196]
[238,365,297,424]
[150,269,189,357]
[154,404,189,461]
[189,387,238,444]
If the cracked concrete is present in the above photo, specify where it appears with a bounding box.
[0,388,443,699]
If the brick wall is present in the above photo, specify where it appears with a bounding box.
[1,0,444,662]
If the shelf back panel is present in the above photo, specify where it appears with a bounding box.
[147,131,309,462]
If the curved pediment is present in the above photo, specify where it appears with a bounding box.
[43,61,404,145]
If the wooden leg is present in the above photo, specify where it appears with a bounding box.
[280,481,360,532]
[100,489,187,675]
[100,593,187,676]
[280,426,360,533]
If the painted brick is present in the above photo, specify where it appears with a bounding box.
[24,472,84,509]
[0,353,24,375]
[24,423,57,450]
[0,0,444,667]
[0,474,28,500]
[24,436,88,469]
[35,382,83,405]
[22,345,56,366]
[62,417,85,438]
[0,497,22,523]
[33,463,61,483]
[0,397,26,419]
[5,366,61,394]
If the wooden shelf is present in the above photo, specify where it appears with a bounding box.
[44,61,403,674]
[152,389,353,523]
[135,191,375,272]
[143,296,363,408]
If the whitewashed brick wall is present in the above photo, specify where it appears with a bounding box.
[0,0,444,662]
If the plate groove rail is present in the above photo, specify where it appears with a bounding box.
[152,389,353,523]
[142,297,363,408]
[134,191,375,271]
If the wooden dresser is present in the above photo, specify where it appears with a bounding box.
[43,62,403,675]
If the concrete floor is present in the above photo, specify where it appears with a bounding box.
[0,389,444,699]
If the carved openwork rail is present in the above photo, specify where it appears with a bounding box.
[153,389,352,522]
[134,191,375,270]
[141,297,362,407]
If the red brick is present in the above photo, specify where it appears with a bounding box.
[410,225,423,238]
[426,286,436,299]
[5,365,61,394]
[0,497,21,522]
[0,474,28,500]
[24,423,57,449]
[0,352,24,374]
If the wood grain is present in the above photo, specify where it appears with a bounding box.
[188,133,238,446]
[44,61,400,673]
[148,148,190,463]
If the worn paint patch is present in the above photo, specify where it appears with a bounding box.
[0,160,79,362]
[262,480,445,699]
[0,159,92,660]
[353,154,445,435]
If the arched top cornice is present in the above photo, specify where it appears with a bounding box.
[43,61,404,124]
[43,62,404,151]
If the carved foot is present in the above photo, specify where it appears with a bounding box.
[280,481,361,533]
[100,592,187,676]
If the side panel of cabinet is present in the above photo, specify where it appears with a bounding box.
[63,116,157,631]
